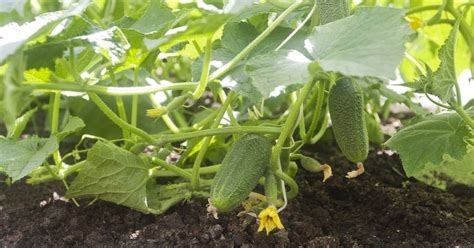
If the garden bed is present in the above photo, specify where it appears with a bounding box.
[2,145,473,247]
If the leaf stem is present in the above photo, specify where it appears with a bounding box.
[108,67,130,140]
[51,92,62,167]
[88,93,157,145]
[305,81,326,142]
[271,81,314,171]
[150,157,192,180]
[406,5,441,15]
[208,0,304,81]
[192,37,212,99]
[453,105,474,129]
[191,91,236,190]
[274,170,298,199]
[131,67,139,128]
[26,82,198,96]
[151,164,221,178]
[153,126,280,145]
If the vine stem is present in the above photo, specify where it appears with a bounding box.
[453,105,474,129]
[131,67,139,128]
[153,126,281,145]
[193,37,212,99]
[88,93,157,144]
[26,82,198,96]
[191,91,236,190]
[108,67,130,140]
[51,92,62,167]
[151,164,221,178]
[208,0,304,81]
[305,81,326,142]
[150,157,192,180]
[271,81,315,171]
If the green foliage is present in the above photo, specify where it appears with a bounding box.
[306,7,411,80]
[0,0,472,219]
[0,136,58,181]
[0,0,89,63]
[416,18,460,102]
[386,110,473,177]
[67,141,154,213]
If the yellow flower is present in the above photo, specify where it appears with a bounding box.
[257,205,284,235]
[408,16,424,30]
[146,107,166,118]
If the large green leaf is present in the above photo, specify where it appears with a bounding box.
[305,7,411,80]
[245,49,312,98]
[386,110,473,176]
[0,136,58,181]
[0,0,89,63]
[67,141,153,213]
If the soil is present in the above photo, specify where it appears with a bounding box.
[1,145,474,247]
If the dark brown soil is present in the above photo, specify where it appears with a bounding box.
[1,146,473,247]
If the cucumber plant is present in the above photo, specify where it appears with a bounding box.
[0,0,473,235]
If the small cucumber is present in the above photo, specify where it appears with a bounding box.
[210,134,272,212]
[328,77,369,163]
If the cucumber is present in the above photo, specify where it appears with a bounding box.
[317,0,349,25]
[210,134,272,212]
[328,77,369,163]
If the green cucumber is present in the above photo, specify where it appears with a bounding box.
[210,134,272,212]
[328,77,368,163]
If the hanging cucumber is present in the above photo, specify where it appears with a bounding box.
[209,134,272,214]
[328,77,369,167]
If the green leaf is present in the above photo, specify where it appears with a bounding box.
[245,49,312,98]
[305,7,411,79]
[413,147,474,189]
[56,116,85,141]
[24,68,52,83]
[0,0,89,63]
[67,141,154,213]
[193,22,308,100]
[1,54,31,133]
[0,136,58,181]
[386,111,473,177]
[145,13,229,51]
[128,1,175,35]
[418,18,460,102]
[69,27,130,65]
[7,108,37,139]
